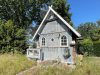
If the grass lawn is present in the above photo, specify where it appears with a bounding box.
[0,53,36,75]
[24,57,100,75]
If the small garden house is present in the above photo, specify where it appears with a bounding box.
[27,6,81,64]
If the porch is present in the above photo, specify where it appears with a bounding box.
[27,47,41,60]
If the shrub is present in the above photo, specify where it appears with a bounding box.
[78,39,94,56]
[93,41,100,57]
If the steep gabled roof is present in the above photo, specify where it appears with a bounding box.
[32,6,81,41]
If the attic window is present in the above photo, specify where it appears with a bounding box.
[61,35,67,46]
[42,37,45,46]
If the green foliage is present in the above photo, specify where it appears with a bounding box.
[78,39,93,56]
[0,20,27,53]
[78,21,100,56]
[52,0,73,26]
[77,21,100,56]
[93,41,100,57]
[78,22,100,40]
[0,0,48,28]
[77,22,97,38]
[0,0,52,52]
[78,38,100,57]
[0,53,35,75]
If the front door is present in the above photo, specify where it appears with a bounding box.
[40,49,44,61]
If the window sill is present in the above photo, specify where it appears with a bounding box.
[60,46,69,48]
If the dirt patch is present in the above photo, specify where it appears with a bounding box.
[17,61,75,75]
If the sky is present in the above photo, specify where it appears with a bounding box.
[68,0,100,27]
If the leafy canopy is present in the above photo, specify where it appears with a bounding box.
[77,21,100,56]
[0,0,50,28]
[52,0,72,25]
[0,20,26,53]
[77,22,100,41]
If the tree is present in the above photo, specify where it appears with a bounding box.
[97,20,100,27]
[77,21,100,56]
[52,0,73,26]
[77,22,97,39]
[0,0,50,53]
[0,0,50,28]
[0,20,26,53]
[96,20,100,36]
[0,0,72,28]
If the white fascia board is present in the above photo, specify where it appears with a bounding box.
[32,7,51,41]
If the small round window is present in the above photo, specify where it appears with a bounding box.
[51,38,54,41]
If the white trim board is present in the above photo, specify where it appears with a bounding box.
[32,7,51,41]
[32,6,81,41]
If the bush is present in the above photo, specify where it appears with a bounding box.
[78,39,94,56]
[93,41,100,57]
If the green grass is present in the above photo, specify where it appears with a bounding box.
[0,54,100,75]
[24,57,100,75]
[70,57,100,75]
[0,53,36,75]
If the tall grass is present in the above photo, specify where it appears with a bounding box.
[25,57,100,75]
[0,53,36,75]
[0,54,99,75]
[70,57,100,75]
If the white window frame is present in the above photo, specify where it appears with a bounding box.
[60,35,68,47]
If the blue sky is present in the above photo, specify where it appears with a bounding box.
[68,0,100,27]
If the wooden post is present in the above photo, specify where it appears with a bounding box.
[73,46,76,64]
[70,40,76,64]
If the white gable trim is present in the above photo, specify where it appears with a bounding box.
[32,6,81,41]
[32,7,51,41]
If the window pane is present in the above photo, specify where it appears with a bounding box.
[61,36,67,46]
[42,38,45,46]
[64,40,66,42]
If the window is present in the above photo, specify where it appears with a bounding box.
[61,35,67,46]
[42,37,45,46]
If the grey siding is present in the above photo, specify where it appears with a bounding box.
[41,47,73,64]
[40,19,72,47]
[41,47,67,62]
[40,32,72,47]
[38,19,73,64]
[41,20,68,34]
